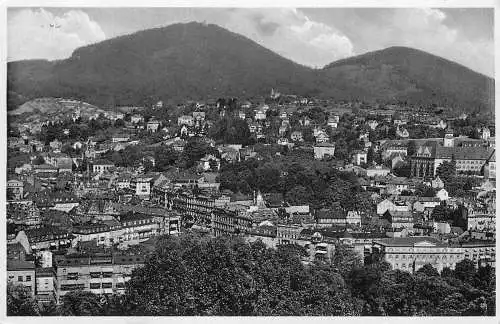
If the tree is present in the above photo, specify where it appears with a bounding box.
[436,160,456,184]
[416,264,439,277]
[7,283,40,316]
[332,243,363,278]
[454,259,477,284]
[58,291,104,316]
[178,139,215,169]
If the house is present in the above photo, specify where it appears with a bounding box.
[198,154,220,171]
[49,139,63,152]
[178,115,194,127]
[290,131,303,142]
[481,127,491,140]
[367,120,379,130]
[131,177,154,198]
[35,267,57,304]
[112,134,130,143]
[255,110,266,120]
[130,114,144,124]
[146,119,161,132]
[193,111,206,121]
[7,260,36,296]
[92,160,115,173]
[314,143,335,160]
[327,116,339,128]
[377,198,409,215]
[431,176,445,189]
[19,226,73,252]
[366,166,391,178]
[352,150,368,166]
[315,131,329,143]
[435,188,449,201]
[346,211,362,226]
[384,210,414,229]
[7,180,24,200]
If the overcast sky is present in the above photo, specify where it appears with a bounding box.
[7,8,494,76]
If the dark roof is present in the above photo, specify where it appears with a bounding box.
[7,260,35,271]
[415,142,494,160]
[374,236,447,247]
[93,159,115,166]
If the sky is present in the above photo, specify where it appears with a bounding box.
[7,7,494,76]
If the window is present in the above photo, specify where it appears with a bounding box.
[90,283,101,289]
[90,272,101,278]
[102,282,113,289]
[102,272,113,278]
[26,275,31,282]
[67,273,79,280]
[18,276,23,282]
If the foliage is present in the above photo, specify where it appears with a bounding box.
[122,234,361,316]
[7,283,40,316]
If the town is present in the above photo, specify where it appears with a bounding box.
[6,91,496,315]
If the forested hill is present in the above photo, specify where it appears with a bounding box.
[7,22,494,113]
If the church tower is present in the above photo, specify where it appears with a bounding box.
[444,128,454,147]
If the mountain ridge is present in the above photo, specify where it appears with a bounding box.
[7,22,494,113]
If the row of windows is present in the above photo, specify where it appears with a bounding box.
[60,284,85,291]
[387,254,462,260]
[11,275,32,282]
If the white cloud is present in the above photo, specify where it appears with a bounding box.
[352,8,493,76]
[201,8,354,68]
[8,8,106,61]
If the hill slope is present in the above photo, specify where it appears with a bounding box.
[321,46,494,111]
[7,23,494,113]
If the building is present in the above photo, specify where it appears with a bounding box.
[7,260,36,296]
[366,166,391,178]
[119,213,159,244]
[130,114,144,124]
[7,179,24,200]
[211,207,253,237]
[290,131,304,142]
[19,226,73,253]
[467,213,495,231]
[383,210,414,229]
[72,222,125,247]
[131,177,154,198]
[147,119,161,132]
[352,150,368,166]
[410,141,494,178]
[112,134,130,143]
[92,160,115,174]
[372,237,464,273]
[377,199,409,215]
[460,241,495,268]
[313,143,335,159]
[54,253,145,302]
[435,188,449,201]
[178,115,194,127]
[35,267,57,304]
